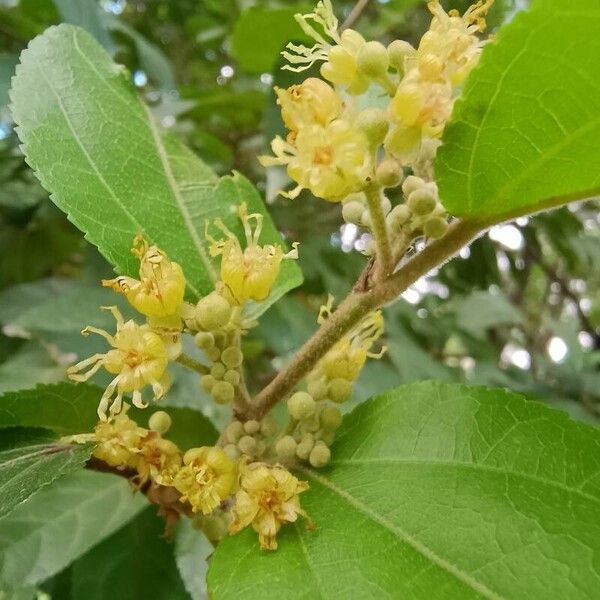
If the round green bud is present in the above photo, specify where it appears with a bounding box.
[356,41,389,78]
[213,331,228,348]
[307,379,328,401]
[342,200,365,225]
[196,292,232,331]
[200,374,216,393]
[211,362,226,380]
[320,406,343,430]
[237,434,257,455]
[386,204,411,233]
[402,175,424,197]
[296,434,315,460]
[223,443,240,460]
[212,380,235,404]
[376,158,403,188]
[148,410,172,434]
[423,216,449,239]
[380,195,392,216]
[328,378,353,403]
[205,347,221,362]
[225,420,245,443]
[387,40,415,72]
[360,209,372,229]
[356,107,389,145]
[221,346,243,369]
[275,435,297,459]
[224,369,241,386]
[194,331,214,350]
[309,443,331,468]
[260,415,278,437]
[288,391,316,420]
[408,188,437,216]
[243,419,261,435]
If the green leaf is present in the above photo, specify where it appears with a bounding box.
[72,507,190,600]
[0,382,218,449]
[231,6,310,74]
[451,290,522,336]
[174,519,212,600]
[0,470,147,588]
[208,381,600,599]
[10,24,301,315]
[437,0,600,219]
[0,428,92,520]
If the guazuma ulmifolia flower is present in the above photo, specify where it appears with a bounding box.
[229,459,311,550]
[67,306,175,420]
[206,203,298,304]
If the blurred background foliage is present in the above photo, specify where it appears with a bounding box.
[0,0,599,431]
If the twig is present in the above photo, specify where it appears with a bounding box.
[341,0,371,30]
[365,182,394,280]
[176,353,210,375]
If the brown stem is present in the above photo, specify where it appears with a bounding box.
[341,0,371,30]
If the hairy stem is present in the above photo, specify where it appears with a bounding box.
[176,353,209,375]
[365,182,394,280]
[250,218,485,420]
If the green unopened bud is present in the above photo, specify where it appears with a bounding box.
[309,442,331,468]
[260,415,278,437]
[296,434,315,460]
[320,406,343,430]
[342,200,365,225]
[328,378,353,403]
[386,204,411,233]
[221,346,243,369]
[423,216,449,239]
[225,420,245,443]
[387,40,415,72]
[196,292,232,331]
[205,347,221,362]
[402,175,424,197]
[211,362,226,380]
[243,419,261,435]
[238,435,257,455]
[148,410,172,434]
[200,374,216,392]
[275,435,297,459]
[307,379,328,401]
[356,107,389,145]
[288,391,316,420]
[223,443,240,460]
[341,28,366,51]
[212,380,235,404]
[224,369,241,386]
[408,188,437,215]
[357,41,389,78]
[376,158,403,188]
[194,331,214,350]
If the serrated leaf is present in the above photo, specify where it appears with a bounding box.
[0,382,218,450]
[10,24,301,316]
[437,0,600,219]
[208,381,600,599]
[72,507,190,600]
[0,470,147,588]
[0,428,92,519]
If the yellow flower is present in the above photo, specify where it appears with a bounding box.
[136,432,182,485]
[102,235,186,321]
[229,459,310,551]
[206,204,298,304]
[260,119,371,202]
[67,306,171,420]
[172,446,236,514]
[276,78,342,133]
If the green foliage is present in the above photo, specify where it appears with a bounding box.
[0,427,92,519]
[437,0,600,219]
[174,520,212,600]
[209,381,600,599]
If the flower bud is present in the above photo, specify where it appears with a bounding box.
[309,442,331,468]
[148,410,172,434]
[296,434,315,460]
[341,28,366,52]
[386,204,411,233]
[387,40,415,72]
[243,420,261,435]
[360,209,372,229]
[196,292,232,331]
[356,108,389,145]
[223,443,240,460]
[307,379,328,401]
[288,391,316,420]
[302,414,321,433]
[212,380,235,404]
[322,45,356,83]
[260,416,278,437]
[423,216,449,239]
[342,200,365,225]
[328,378,353,403]
[402,175,424,197]
[238,435,257,455]
[205,347,221,362]
[275,435,297,459]
[224,369,241,386]
[225,420,244,443]
[320,406,343,430]
[221,346,243,369]
[200,374,216,392]
[376,158,403,188]
[380,196,392,215]
[356,41,389,78]
[194,331,214,350]
[408,188,437,215]
[211,362,226,380]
